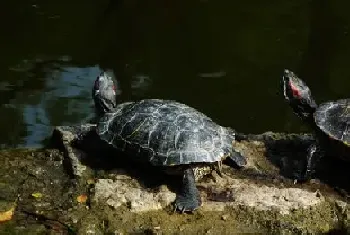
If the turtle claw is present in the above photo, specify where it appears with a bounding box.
[174,194,201,213]
[75,130,86,145]
[76,131,84,141]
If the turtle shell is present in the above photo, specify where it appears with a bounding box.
[96,99,236,166]
[314,99,350,145]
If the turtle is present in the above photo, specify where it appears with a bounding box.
[282,69,350,180]
[75,71,247,212]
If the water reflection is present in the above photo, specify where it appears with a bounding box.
[22,66,102,147]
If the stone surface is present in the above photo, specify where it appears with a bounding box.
[94,178,176,213]
[1,128,350,234]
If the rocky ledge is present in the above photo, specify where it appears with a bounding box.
[1,127,350,234]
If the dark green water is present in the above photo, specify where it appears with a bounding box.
[1,0,350,148]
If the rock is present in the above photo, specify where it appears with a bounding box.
[221,214,229,221]
[52,126,88,177]
[94,178,176,212]
[1,128,350,234]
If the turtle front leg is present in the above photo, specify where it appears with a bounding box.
[174,168,201,213]
[305,143,324,179]
[297,143,324,182]
[75,123,97,141]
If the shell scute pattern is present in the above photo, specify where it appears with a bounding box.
[97,99,235,166]
[315,99,350,144]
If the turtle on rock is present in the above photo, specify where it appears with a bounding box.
[282,69,350,180]
[75,71,247,213]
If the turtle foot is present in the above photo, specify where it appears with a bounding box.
[174,193,201,213]
[75,124,97,141]
[174,168,202,213]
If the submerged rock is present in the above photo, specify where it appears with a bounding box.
[1,128,350,234]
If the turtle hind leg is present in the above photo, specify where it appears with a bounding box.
[174,168,201,213]
[228,150,247,168]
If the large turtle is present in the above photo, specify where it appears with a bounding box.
[282,69,350,180]
[76,71,247,212]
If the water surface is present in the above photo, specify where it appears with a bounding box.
[1,0,350,148]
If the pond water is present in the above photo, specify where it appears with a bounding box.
[1,0,350,148]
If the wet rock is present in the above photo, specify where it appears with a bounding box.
[52,126,88,177]
[0,149,74,234]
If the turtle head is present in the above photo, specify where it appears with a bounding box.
[282,69,317,121]
[92,71,117,116]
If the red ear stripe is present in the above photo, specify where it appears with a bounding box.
[289,81,301,98]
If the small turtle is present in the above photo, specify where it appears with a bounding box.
[282,69,350,180]
[76,71,247,212]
